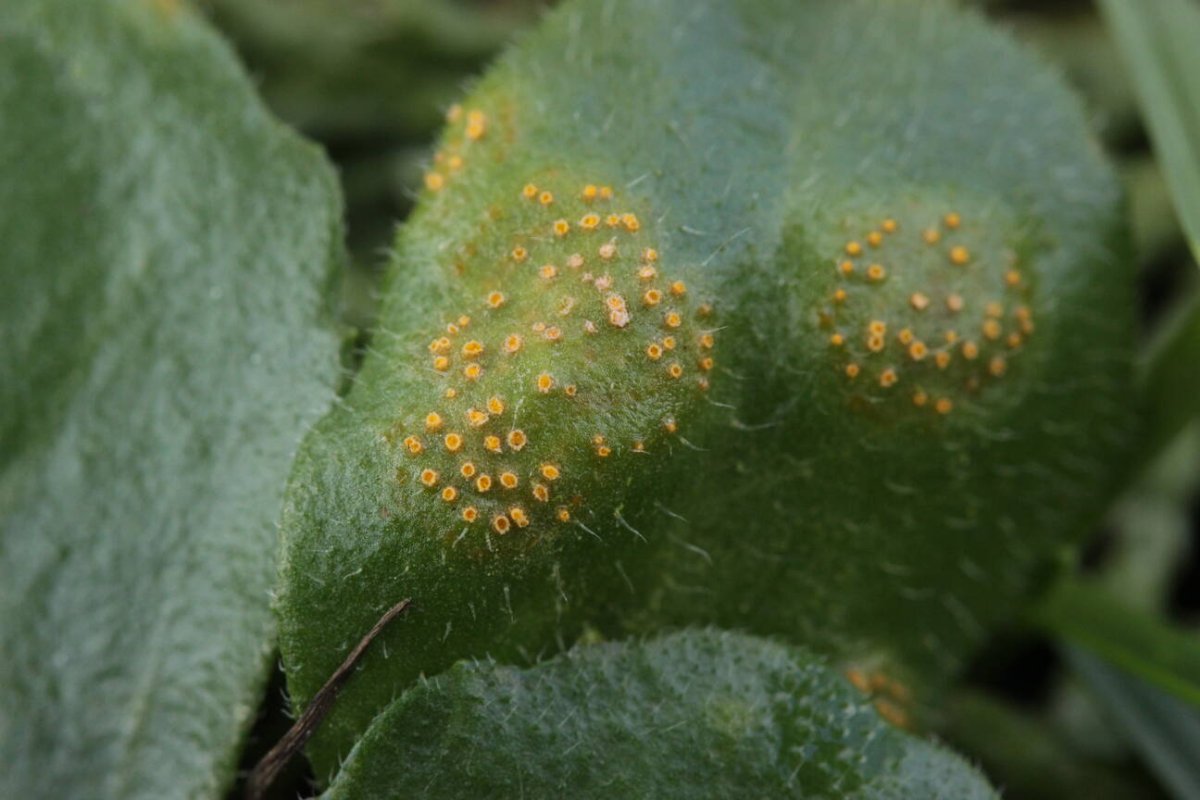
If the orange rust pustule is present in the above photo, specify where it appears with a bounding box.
[820,210,1035,418]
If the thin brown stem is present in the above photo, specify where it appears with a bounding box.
[244,597,413,800]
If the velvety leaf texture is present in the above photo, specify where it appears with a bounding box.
[323,630,998,800]
[277,0,1136,770]
[0,1,342,797]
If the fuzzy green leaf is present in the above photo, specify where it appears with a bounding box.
[0,1,342,797]
[323,630,997,800]
[277,0,1136,770]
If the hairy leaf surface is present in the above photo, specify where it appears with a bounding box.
[325,630,998,800]
[277,0,1136,770]
[0,1,342,796]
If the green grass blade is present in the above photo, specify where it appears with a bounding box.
[1100,0,1200,260]
[1067,647,1200,800]
[1139,289,1200,461]
[1033,579,1200,708]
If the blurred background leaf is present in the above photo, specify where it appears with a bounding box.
[1066,647,1200,800]
[201,0,544,143]
[942,689,1163,800]
[1033,580,1200,707]
[1139,294,1200,465]
[1099,0,1200,260]
[1098,0,1200,486]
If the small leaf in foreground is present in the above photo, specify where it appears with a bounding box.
[0,1,343,797]
[323,630,998,800]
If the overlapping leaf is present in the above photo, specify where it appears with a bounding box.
[0,1,343,796]
[325,630,998,800]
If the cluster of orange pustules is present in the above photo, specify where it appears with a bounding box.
[395,170,717,537]
[823,212,1035,415]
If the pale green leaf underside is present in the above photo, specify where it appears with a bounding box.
[324,630,998,800]
[0,1,342,797]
